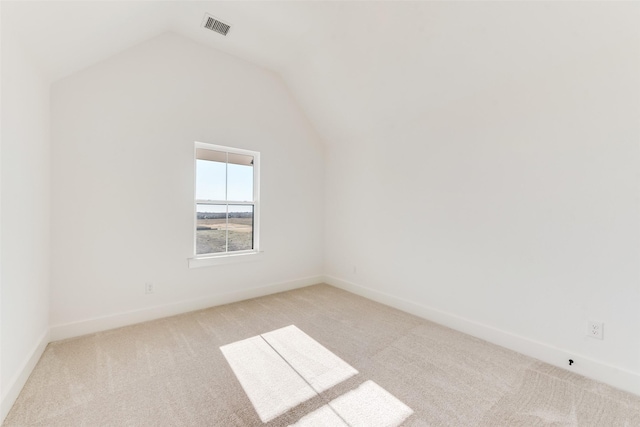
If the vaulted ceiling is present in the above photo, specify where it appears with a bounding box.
[3,1,638,146]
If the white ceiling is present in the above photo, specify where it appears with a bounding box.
[3,1,638,146]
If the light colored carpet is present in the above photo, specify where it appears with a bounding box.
[4,284,640,426]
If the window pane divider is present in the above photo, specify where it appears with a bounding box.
[196,200,255,205]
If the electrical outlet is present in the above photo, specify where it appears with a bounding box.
[145,282,154,295]
[587,320,603,340]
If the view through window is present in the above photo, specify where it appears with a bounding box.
[195,143,259,256]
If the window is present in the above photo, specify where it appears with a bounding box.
[193,142,260,259]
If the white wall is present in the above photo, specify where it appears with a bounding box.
[2,1,638,407]
[0,33,51,420]
[50,33,324,333]
[324,3,640,392]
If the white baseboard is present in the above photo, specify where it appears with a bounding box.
[1,328,50,424]
[324,275,640,397]
[50,275,324,342]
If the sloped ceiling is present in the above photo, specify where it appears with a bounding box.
[3,1,638,146]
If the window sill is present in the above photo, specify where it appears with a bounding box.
[188,251,264,268]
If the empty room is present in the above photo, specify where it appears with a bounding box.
[1,1,639,425]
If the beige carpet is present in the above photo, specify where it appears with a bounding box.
[4,284,640,426]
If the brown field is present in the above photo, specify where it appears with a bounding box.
[197,218,252,231]
[196,218,253,254]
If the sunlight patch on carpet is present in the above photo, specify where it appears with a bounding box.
[291,381,412,427]
[290,405,348,427]
[220,335,317,422]
[261,325,358,392]
[221,326,412,425]
[333,380,413,426]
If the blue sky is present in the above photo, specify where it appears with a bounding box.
[196,159,253,213]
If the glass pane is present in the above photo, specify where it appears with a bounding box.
[196,204,227,255]
[228,205,253,252]
[196,155,226,201]
[227,155,253,201]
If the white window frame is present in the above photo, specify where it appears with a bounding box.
[189,141,261,268]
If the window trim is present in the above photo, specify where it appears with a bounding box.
[188,250,264,268]
[190,141,260,266]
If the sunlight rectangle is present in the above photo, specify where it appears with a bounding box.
[329,380,413,427]
[289,405,348,427]
[220,336,317,422]
[292,381,413,427]
[261,325,358,393]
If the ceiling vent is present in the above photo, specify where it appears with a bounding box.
[202,13,231,36]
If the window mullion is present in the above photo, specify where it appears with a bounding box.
[196,199,228,205]
[225,151,229,254]
[225,204,229,253]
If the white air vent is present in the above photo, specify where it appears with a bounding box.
[202,13,231,36]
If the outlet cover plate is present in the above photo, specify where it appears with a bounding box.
[587,320,603,340]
